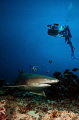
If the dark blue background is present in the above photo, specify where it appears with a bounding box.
[0,0,79,82]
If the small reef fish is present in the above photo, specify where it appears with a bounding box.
[49,60,53,64]
[46,69,50,73]
[72,68,79,72]
[30,66,38,72]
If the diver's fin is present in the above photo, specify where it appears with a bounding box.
[74,57,78,60]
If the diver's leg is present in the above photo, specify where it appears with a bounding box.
[68,38,75,59]
[68,40,74,52]
[65,37,67,43]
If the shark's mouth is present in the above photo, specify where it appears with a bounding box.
[40,83,51,87]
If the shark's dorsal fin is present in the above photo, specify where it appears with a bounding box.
[18,69,24,76]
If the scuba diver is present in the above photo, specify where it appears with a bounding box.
[59,25,76,60]
[47,24,77,60]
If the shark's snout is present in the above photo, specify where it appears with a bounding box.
[39,79,59,87]
[51,79,59,83]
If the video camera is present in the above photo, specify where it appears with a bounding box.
[47,23,59,37]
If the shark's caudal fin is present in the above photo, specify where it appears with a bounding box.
[4,85,27,88]
[4,86,17,87]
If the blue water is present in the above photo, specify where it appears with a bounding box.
[0,0,79,82]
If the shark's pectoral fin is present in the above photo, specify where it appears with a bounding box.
[30,90,46,97]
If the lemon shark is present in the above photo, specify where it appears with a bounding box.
[6,73,59,97]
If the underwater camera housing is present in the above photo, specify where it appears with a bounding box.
[47,23,59,37]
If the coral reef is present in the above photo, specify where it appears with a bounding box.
[0,95,78,120]
[0,100,6,120]
[45,71,79,100]
[43,109,79,120]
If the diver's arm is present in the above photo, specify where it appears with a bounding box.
[63,30,68,36]
[58,29,68,37]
